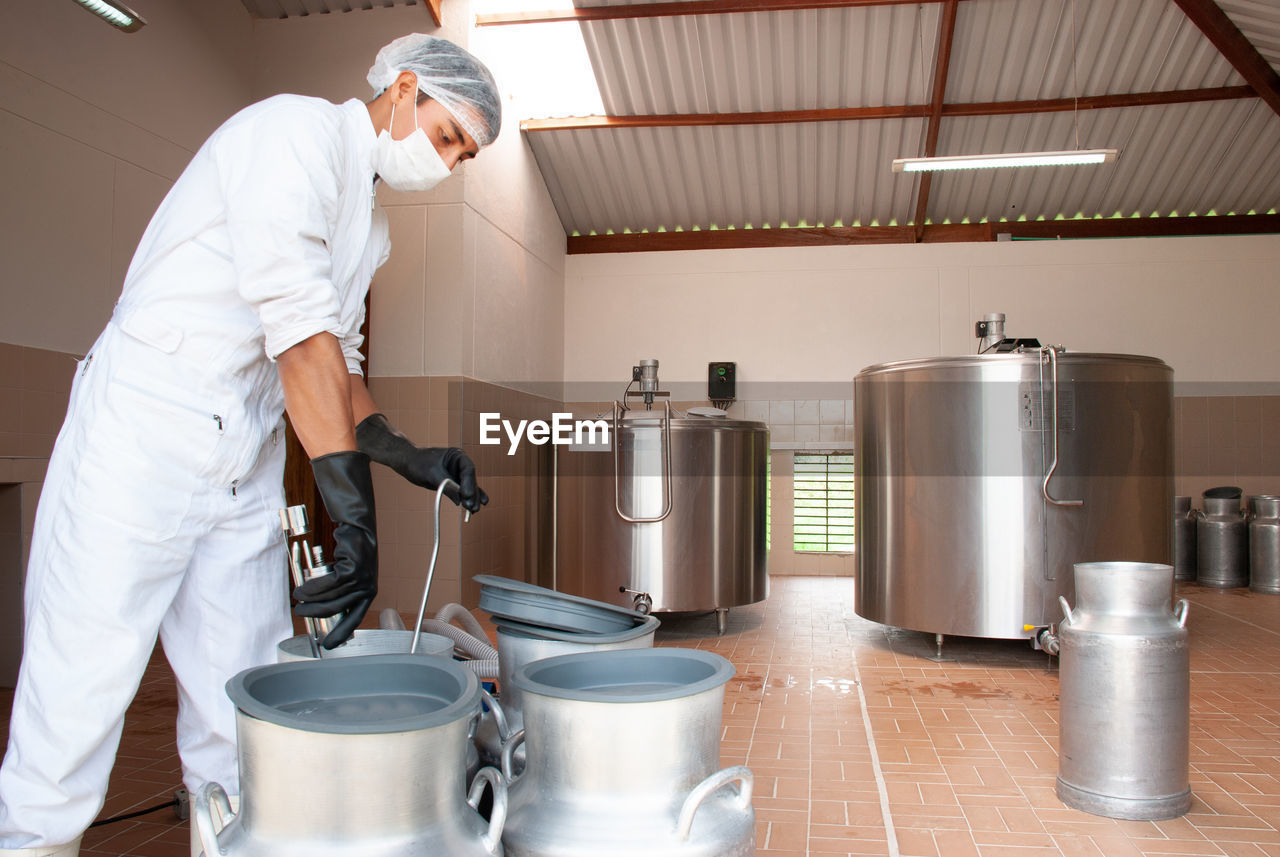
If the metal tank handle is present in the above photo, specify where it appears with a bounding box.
[480,687,511,742]
[499,728,526,782]
[1058,595,1075,626]
[193,782,234,857]
[1039,346,1083,507]
[467,766,509,856]
[612,399,674,523]
[1174,598,1190,627]
[674,765,754,842]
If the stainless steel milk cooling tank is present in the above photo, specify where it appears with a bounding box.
[855,334,1173,640]
[555,361,768,632]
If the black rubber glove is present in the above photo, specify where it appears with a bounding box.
[292,450,377,649]
[355,413,488,513]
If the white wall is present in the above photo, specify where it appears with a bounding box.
[0,0,254,355]
[1,0,565,392]
[563,235,1280,398]
[248,2,567,390]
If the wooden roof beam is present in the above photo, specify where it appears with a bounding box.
[424,0,443,27]
[478,0,968,27]
[1172,0,1280,120]
[566,214,1280,253]
[519,86,1256,131]
[913,0,959,242]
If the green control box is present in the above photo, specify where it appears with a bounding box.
[708,361,736,402]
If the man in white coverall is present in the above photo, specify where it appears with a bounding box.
[0,34,496,856]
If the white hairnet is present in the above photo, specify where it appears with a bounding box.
[368,34,502,147]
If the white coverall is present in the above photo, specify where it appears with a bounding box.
[0,94,390,847]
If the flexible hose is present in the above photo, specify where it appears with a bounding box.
[434,601,490,642]
[381,604,497,672]
[420,618,498,662]
[460,658,501,680]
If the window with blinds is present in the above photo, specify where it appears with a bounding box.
[793,452,855,553]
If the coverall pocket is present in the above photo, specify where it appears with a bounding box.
[73,357,226,541]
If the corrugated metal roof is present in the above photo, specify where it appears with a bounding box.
[527,119,926,234]
[946,0,1243,102]
[927,100,1280,224]
[520,0,1279,236]
[579,4,942,115]
[1218,0,1280,71]
[577,0,1244,115]
[238,0,422,19]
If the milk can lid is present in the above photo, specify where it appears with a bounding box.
[512,648,734,704]
[227,654,479,734]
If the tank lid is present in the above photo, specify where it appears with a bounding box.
[227,655,479,734]
[613,409,766,430]
[856,351,1172,377]
[512,648,734,704]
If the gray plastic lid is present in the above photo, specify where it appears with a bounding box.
[227,654,479,734]
[493,613,660,644]
[475,574,645,634]
[512,648,733,704]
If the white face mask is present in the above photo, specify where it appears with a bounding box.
[373,101,451,192]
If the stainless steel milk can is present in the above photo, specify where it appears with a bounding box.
[1056,562,1191,820]
[499,648,755,857]
[475,615,660,768]
[1250,495,1280,594]
[194,655,506,856]
[1173,497,1197,581]
[1197,494,1248,588]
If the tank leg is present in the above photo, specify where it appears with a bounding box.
[935,633,944,659]
[716,608,728,636]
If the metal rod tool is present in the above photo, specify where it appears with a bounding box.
[410,479,471,654]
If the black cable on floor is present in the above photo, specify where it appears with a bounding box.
[89,795,181,827]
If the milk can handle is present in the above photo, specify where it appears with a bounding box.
[480,688,511,741]
[674,765,754,842]
[193,782,234,857]
[1058,596,1075,626]
[500,728,527,782]
[1174,598,1190,628]
[467,766,508,856]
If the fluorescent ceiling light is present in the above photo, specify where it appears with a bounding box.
[893,149,1118,173]
[70,0,146,32]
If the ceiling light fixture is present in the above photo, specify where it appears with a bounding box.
[895,0,1117,175]
[893,148,1118,172]
[70,0,146,33]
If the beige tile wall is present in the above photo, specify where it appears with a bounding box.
[0,484,22,688]
[1174,395,1280,501]
[0,342,70,687]
[0,342,78,460]
[0,342,71,577]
